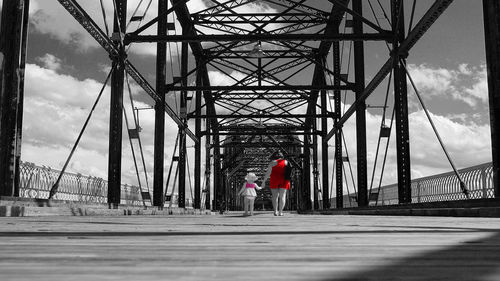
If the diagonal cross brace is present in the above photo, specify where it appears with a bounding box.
[325,0,455,142]
[56,0,198,143]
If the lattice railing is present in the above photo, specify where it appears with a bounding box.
[376,162,494,205]
[331,162,494,208]
[18,162,142,205]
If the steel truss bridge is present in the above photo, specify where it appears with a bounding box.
[1,0,500,212]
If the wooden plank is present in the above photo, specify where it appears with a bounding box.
[0,214,499,280]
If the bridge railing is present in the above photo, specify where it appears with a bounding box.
[331,162,494,208]
[18,162,142,205]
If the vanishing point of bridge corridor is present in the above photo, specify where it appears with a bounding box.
[1,0,500,280]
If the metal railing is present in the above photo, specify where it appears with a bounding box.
[18,162,143,205]
[331,162,494,208]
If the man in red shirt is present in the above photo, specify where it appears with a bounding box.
[261,151,290,216]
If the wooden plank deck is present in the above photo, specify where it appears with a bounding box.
[1,212,500,281]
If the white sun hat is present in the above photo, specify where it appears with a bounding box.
[245,172,258,181]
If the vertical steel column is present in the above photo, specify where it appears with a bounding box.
[205,114,212,210]
[153,0,167,208]
[0,0,29,197]
[333,41,343,209]
[483,0,500,197]
[313,120,319,210]
[107,0,127,208]
[178,36,188,208]
[213,132,221,211]
[392,0,412,204]
[321,77,330,210]
[352,0,367,207]
[302,135,312,211]
[194,64,202,209]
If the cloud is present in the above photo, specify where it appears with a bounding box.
[22,57,181,186]
[35,53,62,71]
[324,101,491,195]
[407,63,489,108]
[27,0,282,56]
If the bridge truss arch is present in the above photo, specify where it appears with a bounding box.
[1,0,500,212]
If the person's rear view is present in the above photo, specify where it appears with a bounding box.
[262,151,290,216]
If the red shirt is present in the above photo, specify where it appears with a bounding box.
[269,159,290,190]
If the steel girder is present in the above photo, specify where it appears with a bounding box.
[53,0,460,211]
[483,0,500,198]
[107,0,127,208]
[56,0,198,143]
[153,0,168,208]
[325,0,455,141]
[126,33,392,43]
[0,0,29,197]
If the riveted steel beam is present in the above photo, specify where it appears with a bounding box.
[126,33,392,43]
[325,0,455,142]
[483,0,500,198]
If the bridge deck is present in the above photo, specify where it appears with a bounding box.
[1,213,500,281]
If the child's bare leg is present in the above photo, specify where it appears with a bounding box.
[249,197,255,215]
[243,197,249,215]
[271,189,279,215]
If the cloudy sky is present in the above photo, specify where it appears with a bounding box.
[1,0,492,198]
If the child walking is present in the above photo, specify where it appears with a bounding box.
[237,172,262,216]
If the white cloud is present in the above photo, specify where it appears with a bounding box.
[408,63,489,108]
[28,0,282,56]
[22,58,181,186]
[324,102,491,194]
[465,65,488,103]
[35,53,62,71]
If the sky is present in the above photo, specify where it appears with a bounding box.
[0,0,492,198]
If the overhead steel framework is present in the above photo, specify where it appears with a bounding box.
[1,0,500,211]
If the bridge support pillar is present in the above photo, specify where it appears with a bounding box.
[194,65,202,210]
[353,0,368,207]
[301,136,312,211]
[178,37,188,208]
[107,0,127,208]
[484,0,500,198]
[332,40,343,209]
[213,133,222,211]
[0,0,29,197]
[321,77,330,210]
[392,0,412,204]
[153,0,168,208]
[313,113,320,210]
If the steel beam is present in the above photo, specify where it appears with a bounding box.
[353,0,368,207]
[166,85,352,92]
[126,33,392,43]
[205,117,212,210]
[107,0,127,208]
[56,0,198,144]
[313,120,320,210]
[325,0,455,142]
[213,132,222,212]
[153,0,167,208]
[302,136,312,211]
[392,0,412,204]
[333,41,343,209]
[0,0,29,197]
[193,114,337,119]
[483,0,500,198]
[178,38,188,208]
[194,66,202,209]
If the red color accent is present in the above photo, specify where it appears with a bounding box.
[269,159,290,190]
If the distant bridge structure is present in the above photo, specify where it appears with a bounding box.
[1,0,500,212]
